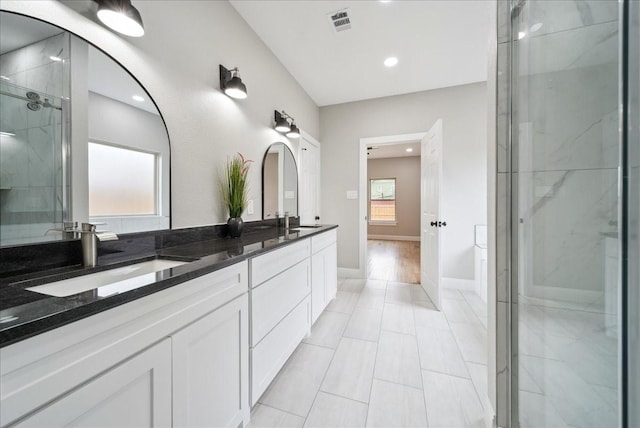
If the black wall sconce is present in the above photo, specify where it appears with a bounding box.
[96,0,145,37]
[220,65,248,100]
[274,110,300,138]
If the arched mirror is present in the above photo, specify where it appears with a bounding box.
[0,11,170,247]
[262,143,298,219]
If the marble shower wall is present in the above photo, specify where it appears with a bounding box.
[516,5,619,300]
[0,33,68,246]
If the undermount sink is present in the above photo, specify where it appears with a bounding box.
[26,259,187,297]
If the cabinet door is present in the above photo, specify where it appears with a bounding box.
[325,242,338,302]
[172,294,249,428]
[311,243,338,324]
[311,250,327,324]
[15,339,172,428]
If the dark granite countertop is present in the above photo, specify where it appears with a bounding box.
[0,225,337,348]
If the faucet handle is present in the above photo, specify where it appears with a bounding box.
[81,223,96,232]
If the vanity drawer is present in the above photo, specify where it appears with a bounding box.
[250,296,310,405]
[311,229,337,254]
[250,239,310,287]
[251,259,310,346]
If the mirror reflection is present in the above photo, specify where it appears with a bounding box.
[0,12,170,247]
[262,143,298,219]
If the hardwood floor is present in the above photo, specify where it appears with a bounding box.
[367,239,420,284]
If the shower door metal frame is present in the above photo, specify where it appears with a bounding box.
[505,0,632,427]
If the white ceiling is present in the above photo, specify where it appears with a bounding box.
[230,0,492,106]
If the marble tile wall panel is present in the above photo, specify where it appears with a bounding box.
[497,0,510,44]
[518,65,619,173]
[496,172,509,303]
[521,0,618,40]
[0,86,28,132]
[496,302,509,427]
[522,168,617,293]
[27,126,57,187]
[497,42,510,174]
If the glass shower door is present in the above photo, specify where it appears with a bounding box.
[511,1,621,426]
[0,81,65,246]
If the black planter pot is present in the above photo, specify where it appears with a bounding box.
[227,217,244,238]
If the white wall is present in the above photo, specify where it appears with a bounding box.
[1,0,319,228]
[321,83,487,280]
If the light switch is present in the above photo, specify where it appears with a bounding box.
[346,190,358,200]
[247,199,254,215]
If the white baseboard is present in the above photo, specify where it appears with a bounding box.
[338,268,364,279]
[442,277,475,291]
[368,235,420,242]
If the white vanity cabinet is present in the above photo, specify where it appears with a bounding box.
[172,293,248,428]
[0,262,249,428]
[311,229,338,324]
[13,339,172,428]
[249,239,312,405]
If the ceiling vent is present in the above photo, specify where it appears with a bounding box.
[328,8,352,33]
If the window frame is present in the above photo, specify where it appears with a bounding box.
[368,177,397,225]
[88,140,160,217]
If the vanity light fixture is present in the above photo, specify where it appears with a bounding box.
[286,123,300,139]
[219,65,248,99]
[96,0,145,38]
[274,110,300,138]
[274,110,291,133]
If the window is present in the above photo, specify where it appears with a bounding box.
[88,142,158,216]
[369,178,396,223]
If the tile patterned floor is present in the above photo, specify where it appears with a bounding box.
[248,278,491,428]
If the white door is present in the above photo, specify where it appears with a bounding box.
[16,339,172,428]
[421,119,443,310]
[299,134,320,225]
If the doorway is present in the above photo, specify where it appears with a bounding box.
[359,133,426,286]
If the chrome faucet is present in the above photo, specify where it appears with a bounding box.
[284,212,290,231]
[80,223,118,267]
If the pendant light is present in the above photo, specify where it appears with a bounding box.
[96,0,145,37]
[219,65,248,99]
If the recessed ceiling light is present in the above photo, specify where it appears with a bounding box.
[380,0,392,3]
[530,23,543,33]
[49,56,63,62]
[518,31,526,40]
[384,57,398,67]
[405,148,413,153]
[132,95,145,102]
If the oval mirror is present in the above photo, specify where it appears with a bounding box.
[0,11,170,247]
[262,143,298,219]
